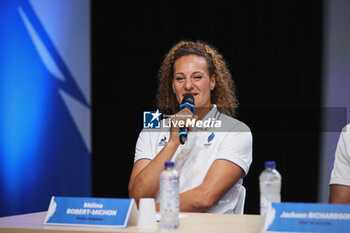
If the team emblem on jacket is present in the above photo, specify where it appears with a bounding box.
[158,136,167,146]
[204,132,215,148]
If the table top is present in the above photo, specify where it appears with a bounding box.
[0,211,262,233]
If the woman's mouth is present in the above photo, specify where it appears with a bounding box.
[183,93,198,96]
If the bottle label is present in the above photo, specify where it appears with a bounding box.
[260,181,281,216]
[160,175,179,229]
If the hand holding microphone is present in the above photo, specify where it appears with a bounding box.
[168,94,195,145]
[178,94,195,144]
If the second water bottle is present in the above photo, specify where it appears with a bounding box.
[160,161,179,229]
[259,161,282,217]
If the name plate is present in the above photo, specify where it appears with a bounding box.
[44,196,138,228]
[263,202,350,233]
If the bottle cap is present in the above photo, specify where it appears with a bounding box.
[265,161,276,168]
[164,161,174,167]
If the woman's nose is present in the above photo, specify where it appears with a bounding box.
[184,77,194,90]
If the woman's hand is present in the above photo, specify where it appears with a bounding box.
[129,108,195,204]
[168,108,197,145]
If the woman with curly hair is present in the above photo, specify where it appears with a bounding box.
[128,40,252,214]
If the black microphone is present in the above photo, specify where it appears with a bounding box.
[179,94,195,144]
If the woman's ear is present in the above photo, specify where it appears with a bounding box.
[210,74,216,90]
[172,82,176,93]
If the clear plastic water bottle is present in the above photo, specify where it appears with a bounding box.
[259,161,281,217]
[160,161,179,229]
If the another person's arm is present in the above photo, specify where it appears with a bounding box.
[329,184,350,204]
[329,124,350,204]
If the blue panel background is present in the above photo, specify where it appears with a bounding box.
[0,0,90,217]
[318,0,350,202]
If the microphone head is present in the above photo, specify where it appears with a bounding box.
[181,94,195,105]
[180,94,195,113]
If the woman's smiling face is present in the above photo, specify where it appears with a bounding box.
[172,55,216,110]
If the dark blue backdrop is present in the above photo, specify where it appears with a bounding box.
[0,0,91,217]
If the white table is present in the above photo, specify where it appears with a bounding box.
[0,211,262,233]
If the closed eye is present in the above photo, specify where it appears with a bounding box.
[192,76,202,81]
[175,77,185,83]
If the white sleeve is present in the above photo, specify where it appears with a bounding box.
[215,129,253,176]
[330,124,350,186]
[134,130,154,163]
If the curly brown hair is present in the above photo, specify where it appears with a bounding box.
[156,40,238,117]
